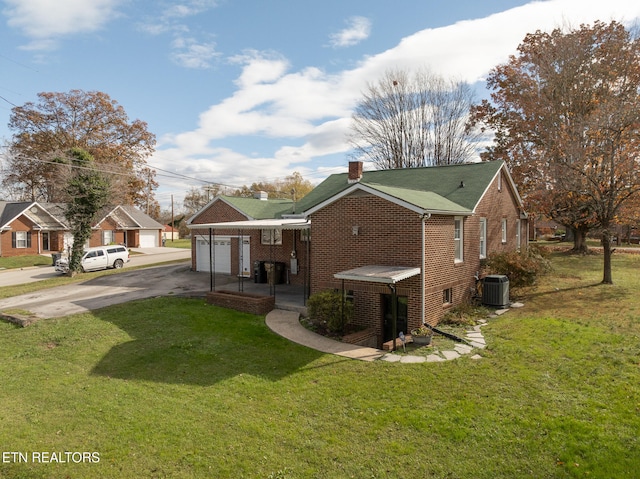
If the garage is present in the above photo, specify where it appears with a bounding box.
[139,230,159,248]
[196,237,231,273]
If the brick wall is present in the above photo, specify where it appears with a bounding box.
[89,218,127,247]
[206,290,275,315]
[309,193,424,342]
[0,216,40,257]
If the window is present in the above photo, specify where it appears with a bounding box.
[14,231,28,248]
[103,230,114,245]
[443,288,453,305]
[501,218,507,243]
[454,217,463,262]
[497,171,502,191]
[479,218,487,259]
[261,229,282,245]
[516,219,521,249]
[300,229,310,242]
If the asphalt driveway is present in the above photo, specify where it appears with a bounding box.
[0,263,235,320]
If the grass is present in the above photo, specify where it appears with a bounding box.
[164,238,191,249]
[0,254,53,270]
[0,252,639,478]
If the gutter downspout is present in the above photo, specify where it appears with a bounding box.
[421,213,430,326]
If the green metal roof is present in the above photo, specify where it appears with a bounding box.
[296,161,505,214]
[221,196,295,219]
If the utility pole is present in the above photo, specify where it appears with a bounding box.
[171,194,174,243]
[146,169,151,215]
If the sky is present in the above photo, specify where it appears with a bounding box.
[1,0,640,211]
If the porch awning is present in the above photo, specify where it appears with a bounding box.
[333,265,421,284]
[187,218,309,230]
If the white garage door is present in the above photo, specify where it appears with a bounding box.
[139,230,158,248]
[196,238,231,273]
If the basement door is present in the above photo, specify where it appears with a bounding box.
[382,294,408,343]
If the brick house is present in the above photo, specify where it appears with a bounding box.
[0,201,67,257]
[0,202,163,257]
[189,160,527,346]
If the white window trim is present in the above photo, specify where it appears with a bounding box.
[501,218,507,244]
[516,219,521,250]
[103,230,114,245]
[443,287,453,305]
[261,229,282,245]
[479,218,487,259]
[454,217,463,263]
[15,231,27,248]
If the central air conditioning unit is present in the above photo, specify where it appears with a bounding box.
[482,274,510,308]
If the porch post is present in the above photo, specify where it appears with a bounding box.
[209,228,213,292]
[389,283,398,351]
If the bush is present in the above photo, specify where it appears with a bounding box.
[441,303,490,326]
[483,245,551,293]
[307,290,354,334]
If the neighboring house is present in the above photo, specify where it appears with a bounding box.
[91,205,164,249]
[0,202,163,257]
[0,201,68,257]
[189,160,528,346]
[162,225,180,242]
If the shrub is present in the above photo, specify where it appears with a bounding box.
[483,245,551,294]
[441,302,490,326]
[307,290,354,334]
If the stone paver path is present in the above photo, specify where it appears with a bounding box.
[266,302,524,363]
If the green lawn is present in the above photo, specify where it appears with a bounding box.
[0,254,53,270]
[0,252,639,478]
[163,238,191,249]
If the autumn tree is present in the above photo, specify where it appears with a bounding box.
[64,148,111,275]
[471,21,640,284]
[5,90,157,209]
[183,186,215,214]
[235,172,314,201]
[349,68,482,169]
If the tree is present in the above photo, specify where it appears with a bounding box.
[183,186,213,214]
[471,21,640,284]
[5,90,156,209]
[349,68,482,169]
[234,172,314,201]
[64,148,111,276]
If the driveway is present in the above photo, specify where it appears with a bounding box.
[0,263,229,320]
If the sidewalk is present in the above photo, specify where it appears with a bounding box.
[265,309,384,362]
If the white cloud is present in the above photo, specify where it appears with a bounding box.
[151,0,640,204]
[329,16,371,48]
[170,36,220,69]
[3,0,123,49]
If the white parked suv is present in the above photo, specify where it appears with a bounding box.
[55,245,130,273]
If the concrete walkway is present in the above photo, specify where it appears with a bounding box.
[265,310,384,361]
[265,304,523,363]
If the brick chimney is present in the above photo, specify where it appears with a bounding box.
[348,161,363,183]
